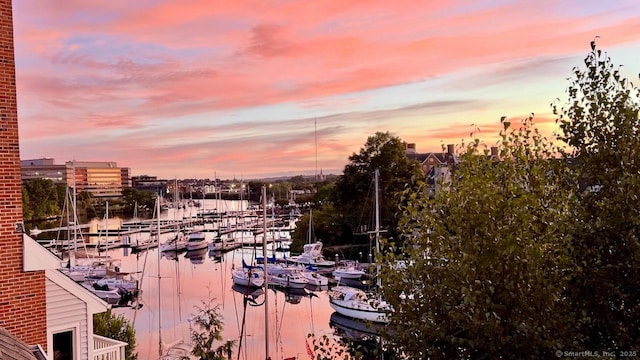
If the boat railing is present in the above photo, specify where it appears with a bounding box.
[93,334,127,360]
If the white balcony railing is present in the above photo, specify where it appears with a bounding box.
[93,334,127,360]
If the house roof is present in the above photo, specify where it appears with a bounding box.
[22,234,109,314]
[0,327,47,360]
[22,234,62,272]
[46,269,109,314]
[408,152,454,165]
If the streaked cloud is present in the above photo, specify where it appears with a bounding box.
[13,0,640,178]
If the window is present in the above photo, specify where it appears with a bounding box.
[53,330,74,360]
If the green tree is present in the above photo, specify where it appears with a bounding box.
[55,182,67,210]
[22,186,33,222]
[190,298,235,360]
[22,178,62,222]
[290,204,346,253]
[333,132,423,242]
[380,118,573,359]
[121,187,156,213]
[93,309,137,360]
[314,182,335,206]
[75,190,96,219]
[555,42,640,349]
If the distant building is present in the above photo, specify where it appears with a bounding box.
[406,143,500,195]
[404,142,417,155]
[131,175,168,195]
[20,159,131,199]
[406,143,459,195]
[20,158,66,182]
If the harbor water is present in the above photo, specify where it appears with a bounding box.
[79,199,374,359]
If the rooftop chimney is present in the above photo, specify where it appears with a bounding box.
[447,144,454,155]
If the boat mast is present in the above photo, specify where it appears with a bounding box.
[314,119,318,181]
[307,208,313,245]
[157,197,163,357]
[72,159,78,254]
[262,186,270,359]
[375,169,380,288]
[104,201,109,250]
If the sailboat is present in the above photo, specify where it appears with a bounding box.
[232,187,269,288]
[60,172,119,280]
[232,260,265,287]
[153,196,190,360]
[328,169,392,323]
[160,222,189,252]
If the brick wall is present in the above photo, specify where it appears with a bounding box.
[0,0,48,347]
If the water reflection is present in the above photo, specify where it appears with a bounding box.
[111,244,336,360]
[76,200,370,359]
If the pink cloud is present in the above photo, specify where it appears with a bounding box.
[13,0,640,178]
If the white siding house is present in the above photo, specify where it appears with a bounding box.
[23,234,127,360]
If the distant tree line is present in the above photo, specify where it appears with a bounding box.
[21,180,157,231]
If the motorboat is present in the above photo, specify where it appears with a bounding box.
[300,269,329,286]
[93,275,139,291]
[209,236,239,252]
[287,241,335,268]
[208,236,225,251]
[82,282,140,307]
[186,231,208,251]
[268,271,309,289]
[260,262,300,275]
[332,262,366,279]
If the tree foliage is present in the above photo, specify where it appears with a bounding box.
[555,41,640,349]
[93,309,137,360]
[190,297,235,360]
[290,204,347,253]
[371,42,640,359]
[333,132,424,241]
[22,178,65,222]
[121,187,157,213]
[380,117,573,359]
[307,333,367,360]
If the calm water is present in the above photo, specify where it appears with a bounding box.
[88,200,346,360]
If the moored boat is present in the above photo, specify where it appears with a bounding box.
[332,262,366,279]
[232,267,265,288]
[287,241,335,268]
[186,231,208,251]
[268,271,309,289]
[160,231,189,252]
[300,269,329,286]
[328,285,391,323]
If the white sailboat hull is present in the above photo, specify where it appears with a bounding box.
[232,269,264,287]
[332,268,365,279]
[329,298,390,323]
[269,273,308,289]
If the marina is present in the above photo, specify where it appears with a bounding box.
[44,199,382,359]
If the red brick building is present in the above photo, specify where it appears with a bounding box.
[0,0,48,346]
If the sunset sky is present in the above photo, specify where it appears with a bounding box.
[13,0,640,179]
